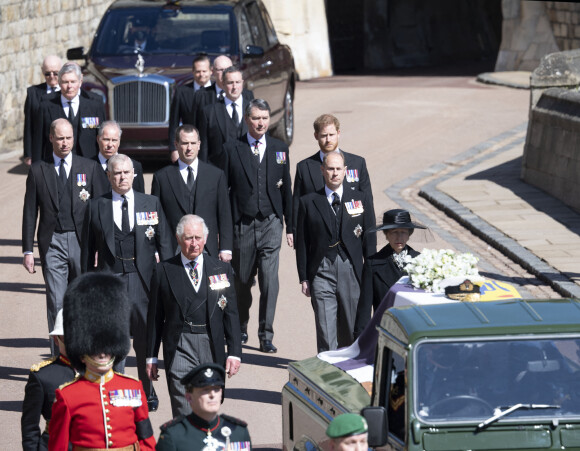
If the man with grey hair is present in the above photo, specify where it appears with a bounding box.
[23,55,63,165]
[146,214,242,417]
[81,153,172,411]
[94,120,145,192]
[33,62,105,162]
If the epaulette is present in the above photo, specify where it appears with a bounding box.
[58,375,82,390]
[221,414,248,427]
[160,415,185,432]
[30,356,57,372]
[114,371,139,381]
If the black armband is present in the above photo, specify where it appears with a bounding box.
[136,418,154,439]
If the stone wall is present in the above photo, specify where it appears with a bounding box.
[522,87,580,213]
[0,0,113,154]
[545,1,580,51]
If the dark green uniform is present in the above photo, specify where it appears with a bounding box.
[156,411,251,451]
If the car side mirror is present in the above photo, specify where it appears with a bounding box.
[67,47,86,60]
[244,45,264,57]
[361,406,388,447]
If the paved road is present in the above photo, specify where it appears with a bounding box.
[0,71,544,449]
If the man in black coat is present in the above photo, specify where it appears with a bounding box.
[292,114,373,235]
[81,153,173,410]
[23,55,63,165]
[21,310,76,451]
[198,66,254,169]
[93,120,145,193]
[168,54,212,160]
[295,151,376,352]
[223,99,293,353]
[146,214,242,417]
[22,118,109,355]
[33,62,105,162]
[152,124,233,257]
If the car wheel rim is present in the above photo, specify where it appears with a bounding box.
[284,89,294,142]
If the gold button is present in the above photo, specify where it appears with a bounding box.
[108,433,112,437]
[106,417,110,422]
[105,409,110,413]
[109,442,113,446]
[104,401,108,405]
[107,425,112,430]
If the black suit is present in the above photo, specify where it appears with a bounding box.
[296,188,376,351]
[354,244,420,337]
[81,190,173,397]
[198,95,253,169]
[92,154,145,193]
[21,356,76,451]
[223,134,292,342]
[23,83,55,161]
[194,84,254,129]
[292,150,373,234]
[22,154,109,348]
[33,94,105,162]
[147,254,241,414]
[151,160,233,255]
[168,83,200,151]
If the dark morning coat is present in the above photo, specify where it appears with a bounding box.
[146,254,242,370]
[292,150,373,234]
[354,244,420,337]
[22,155,109,264]
[151,160,233,255]
[23,83,53,161]
[80,191,173,291]
[296,189,376,285]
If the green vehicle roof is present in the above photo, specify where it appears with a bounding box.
[380,298,580,345]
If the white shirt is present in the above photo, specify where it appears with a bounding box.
[325,184,343,213]
[181,252,203,292]
[178,158,199,185]
[112,189,135,231]
[214,84,224,99]
[61,94,79,117]
[53,152,72,178]
[47,85,60,94]
[97,153,109,171]
[247,133,267,163]
[193,80,212,92]
[224,97,242,123]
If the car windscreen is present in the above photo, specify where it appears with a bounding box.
[414,336,580,423]
[92,7,234,56]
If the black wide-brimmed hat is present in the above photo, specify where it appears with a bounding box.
[372,209,427,232]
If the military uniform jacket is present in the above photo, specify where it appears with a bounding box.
[156,412,251,451]
[147,254,242,371]
[295,189,376,285]
[292,150,373,235]
[49,370,156,450]
[33,94,106,162]
[80,191,173,291]
[21,355,76,451]
[22,154,109,264]
[223,134,293,232]
[151,160,233,256]
[354,244,420,337]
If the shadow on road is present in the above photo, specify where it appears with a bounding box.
[0,338,50,349]
[7,163,29,175]
[0,239,22,247]
[241,351,292,369]
[0,282,45,294]
[0,400,23,412]
[0,365,29,383]
[226,388,281,405]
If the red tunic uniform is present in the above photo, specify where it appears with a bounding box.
[48,369,155,450]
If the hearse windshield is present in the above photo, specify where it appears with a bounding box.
[93,7,234,56]
[414,336,580,423]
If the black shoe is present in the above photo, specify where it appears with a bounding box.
[241,332,248,344]
[147,396,159,412]
[259,340,277,353]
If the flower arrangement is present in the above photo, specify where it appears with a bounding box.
[403,249,484,293]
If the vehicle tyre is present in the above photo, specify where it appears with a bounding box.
[273,84,294,145]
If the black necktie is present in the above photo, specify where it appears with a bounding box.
[189,261,199,286]
[67,101,75,123]
[58,158,67,190]
[218,91,225,102]
[231,102,239,125]
[121,195,130,233]
[187,166,195,191]
[252,141,260,157]
[331,192,340,215]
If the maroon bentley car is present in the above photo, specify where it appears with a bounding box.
[67,0,296,159]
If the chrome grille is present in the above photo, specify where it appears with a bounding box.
[111,76,171,125]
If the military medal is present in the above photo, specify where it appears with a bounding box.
[346,169,359,182]
[136,211,159,225]
[109,389,142,407]
[209,274,230,290]
[276,178,283,189]
[76,173,87,186]
[345,199,364,216]
[222,426,231,451]
[79,188,90,202]
[218,295,228,310]
[145,225,155,240]
[202,433,221,451]
[276,152,286,164]
[81,116,100,129]
[353,224,363,238]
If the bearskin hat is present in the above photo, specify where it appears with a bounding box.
[63,273,131,371]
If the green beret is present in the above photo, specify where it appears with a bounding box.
[181,363,225,388]
[326,413,368,438]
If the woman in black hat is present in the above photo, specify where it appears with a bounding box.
[354,209,426,337]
